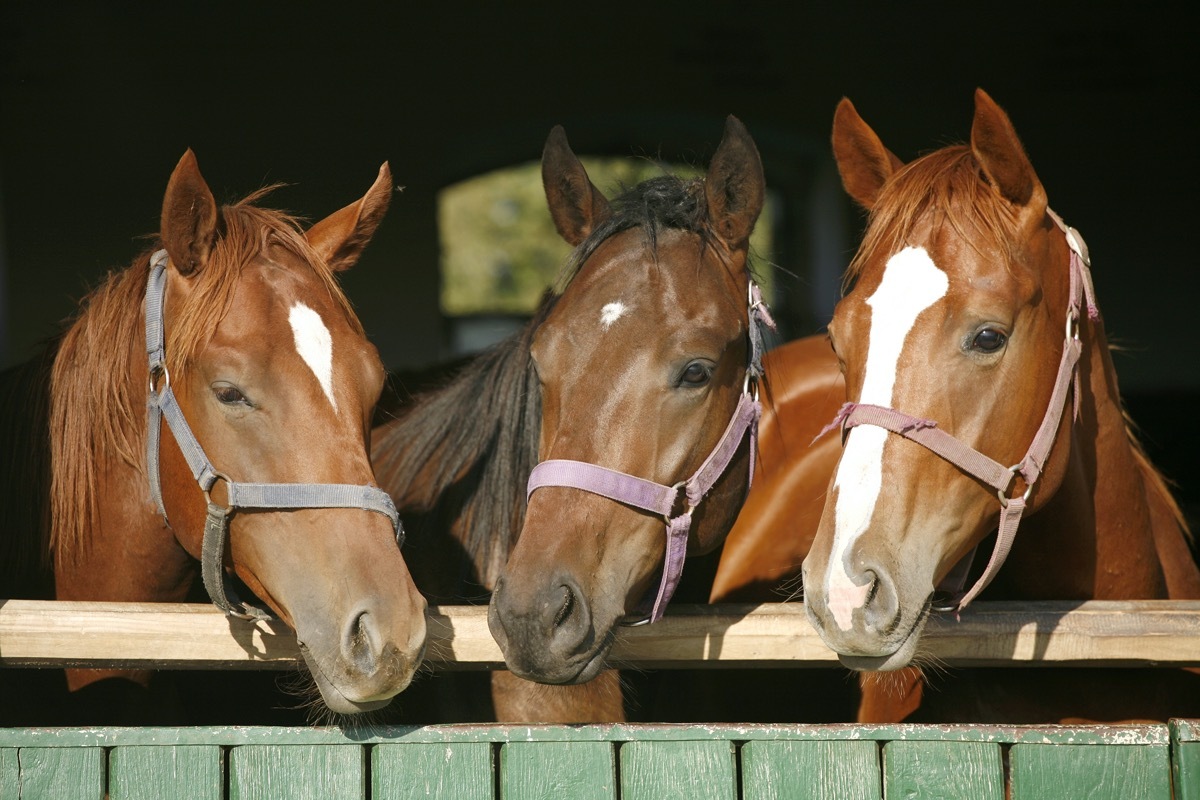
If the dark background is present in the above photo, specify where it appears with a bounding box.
[1,5,1196,506]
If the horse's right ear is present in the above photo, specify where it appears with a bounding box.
[160,149,218,276]
[542,125,611,247]
[831,98,906,210]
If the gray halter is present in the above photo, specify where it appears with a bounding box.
[144,249,403,620]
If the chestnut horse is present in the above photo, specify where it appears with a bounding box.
[0,151,426,722]
[785,89,1200,722]
[372,117,770,721]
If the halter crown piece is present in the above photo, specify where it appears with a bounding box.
[526,280,776,624]
[815,210,1098,614]
[145,249,403,620]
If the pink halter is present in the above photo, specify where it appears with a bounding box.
[527,282,775,624]
[817,211,1098,613]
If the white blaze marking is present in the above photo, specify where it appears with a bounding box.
[289,303,338,413]
[826,246,948,630]
[599,301,627,328]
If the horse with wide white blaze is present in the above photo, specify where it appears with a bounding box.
[799,90,1200,725]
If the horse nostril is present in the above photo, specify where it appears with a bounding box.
[552,585,575,629]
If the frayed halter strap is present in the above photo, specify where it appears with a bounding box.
[527,282,776,624]
[144,249,403,621]
[815,211,1098,614]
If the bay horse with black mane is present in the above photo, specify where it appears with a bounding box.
[0,151,427,723]
[372,116,771,721]
[747,88,1200,723]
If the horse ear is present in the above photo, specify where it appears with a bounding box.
[160,149,218,276]
[831,98,905,210]
[704,115,765,250]
[305,162,393,272]
[970,88,1046,215]
[542,125,611,247]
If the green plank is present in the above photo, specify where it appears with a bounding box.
[230,744,365,800]
[373,741,494,800]
[741,739,880,800]
[109,745,222,800]
[12,746,104,800]
[0,748,18,800]
[1173,721,1200,800]
[1010,743,1170,800]
[500,741,615,800]
[883,740,1002,800]
[619,740,736,800]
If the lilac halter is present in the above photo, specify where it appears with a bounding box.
[817,211,1097,613]
[527,282,776,624]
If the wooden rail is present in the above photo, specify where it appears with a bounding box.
[2,599,1199,670]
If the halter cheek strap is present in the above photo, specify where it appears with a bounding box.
[815,212,1097,613]
[145,249,403,620]
[526,282,775,624]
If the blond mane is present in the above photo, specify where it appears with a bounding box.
[48,192,361,569]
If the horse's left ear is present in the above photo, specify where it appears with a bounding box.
[305,162,393,272]
[705,115,765,250]
[970,88,1047,219]
[161,149,218,277]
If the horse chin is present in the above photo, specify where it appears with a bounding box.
[835,612,927,673]
[296,643,413,715]
[507,640,613,686]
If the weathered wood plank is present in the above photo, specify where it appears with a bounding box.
[741,739,880,800]
[1009,742,1171,800]
[619,740,737,800]
[108,745,222,800]
[1172,720,1200,800]
[883,740,1003,800]
[0,722,1172,749]
[10,746,104,800]
[229,744,365,800]
[372,741,494,800]
[0,748,19,800]
[3,600,1200,669]
[500,741,616,800]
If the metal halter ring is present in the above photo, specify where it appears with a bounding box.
[997,465,1035,509]
[663,480,689,524]
[202,470,235,514]
[149,362,170,395]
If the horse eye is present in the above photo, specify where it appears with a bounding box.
[971,328,1008,353]
[213,384,250,406]
[680,362,712,387]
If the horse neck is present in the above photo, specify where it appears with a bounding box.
[372,321,542,590]
[1002,316,1179,600]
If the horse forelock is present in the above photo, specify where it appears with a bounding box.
[844,146,1024,295]
[557,175,718,292]
[48,192,358,569]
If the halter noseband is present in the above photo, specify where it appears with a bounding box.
[145,249,403,621]
[526,281,776,625]
[817,211,1097,614]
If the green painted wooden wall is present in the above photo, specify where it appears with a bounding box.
[0,721,1191,799]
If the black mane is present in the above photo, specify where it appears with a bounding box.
[371,174,722,594]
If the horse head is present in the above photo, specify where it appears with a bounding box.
[802,90,1081,670]
[488,117,768,684]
